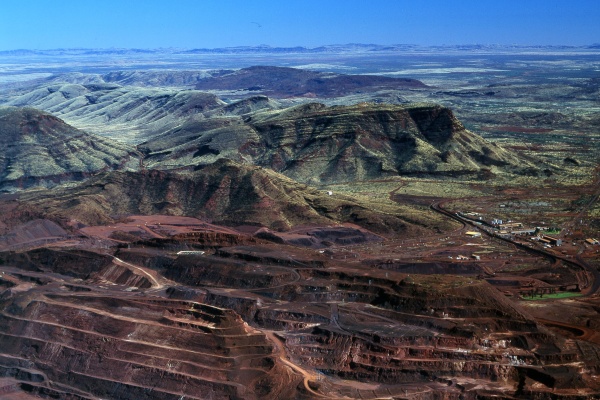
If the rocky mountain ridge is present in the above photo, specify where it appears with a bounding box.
[18,159,438,234]
[143,102,546,184]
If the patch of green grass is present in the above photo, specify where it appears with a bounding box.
[521,292,583,301]
[544,229,562,235]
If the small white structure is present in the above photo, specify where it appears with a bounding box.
[327,191,333,196]
[465,231,482,238]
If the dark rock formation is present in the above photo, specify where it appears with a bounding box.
[247,102,529,183]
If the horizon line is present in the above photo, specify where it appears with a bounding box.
[1,43,600,53]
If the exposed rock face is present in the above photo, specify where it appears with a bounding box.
[0,219,67,250]
[138,116,262,169]
[216,95,280,116]
[0,106,137,191]
[136,96,279,170]
[0,291,297,399]
[2,248,113,278]
[19,159,429,234]
[194,65,427,97]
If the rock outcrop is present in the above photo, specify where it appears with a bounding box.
[247,102,534,183]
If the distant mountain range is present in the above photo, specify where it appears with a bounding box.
[2,44,599,56]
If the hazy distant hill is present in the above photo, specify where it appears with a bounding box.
[194,65,426,97]
[0,44,595,57]
[29,70,233,88]
[0,106,137,191]
[101,70,233,87]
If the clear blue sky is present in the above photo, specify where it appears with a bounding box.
[1,0,598,50]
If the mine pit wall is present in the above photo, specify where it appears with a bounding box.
[0,277,15,290]
[299,270,536,320]
[158,256,586,394]
[1,345,238,400]
[283,327,518,384]
[252,285,536,337]
[114,248,176,270]
[172,231,266,247]
[215,246,326,267]
[165,255,296,289]
[121,232,268,255]
[2,249,113,279]
[0,294,294,400]
[253,309,330,331]
[518,365,584,390]
[91,263,152,288]
[1,245,587,397]
[198,284,537,340]
[371,260,485,275]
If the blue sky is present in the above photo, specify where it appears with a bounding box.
[0,0,598,50]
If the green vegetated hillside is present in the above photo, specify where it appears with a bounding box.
[143,102,548,184]
[0,106,138,191]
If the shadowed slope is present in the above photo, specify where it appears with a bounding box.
[18,159,441,234]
